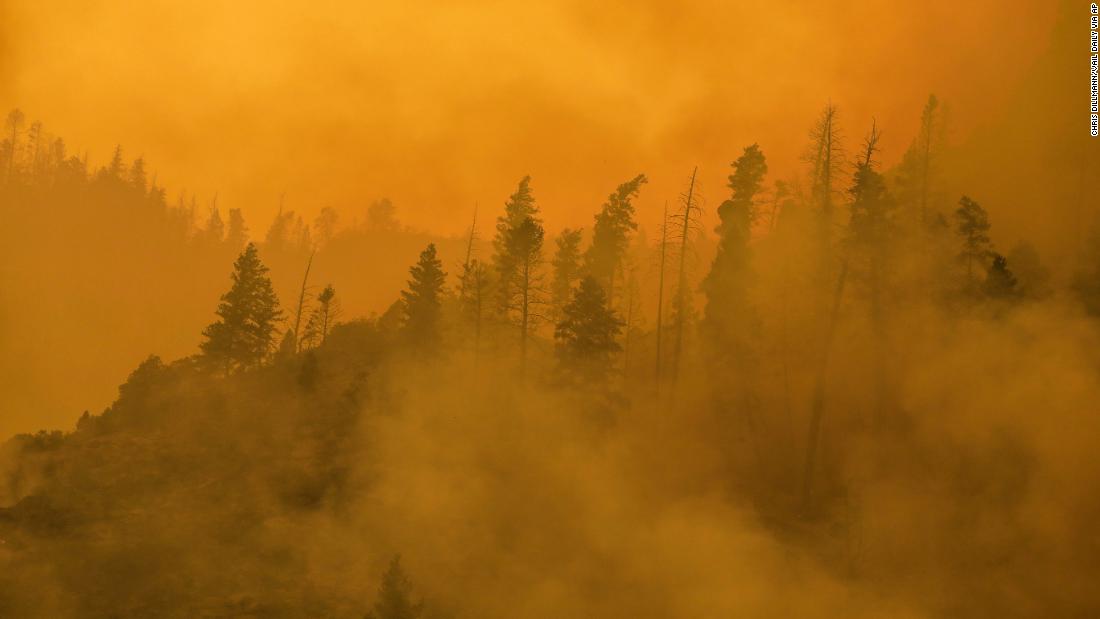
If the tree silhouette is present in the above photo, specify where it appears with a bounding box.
[302,284,340,348]
[584,174,646,299]
[551,227,583,321]
[493,175,540,317]
[492,177,546,371]
[365,556,423,619]
[955,195,992,290]
[200,243,284,374]
[401,243,447,350]
[983,253,1017,299]
[555,276,623,382]
[701,144,767,364]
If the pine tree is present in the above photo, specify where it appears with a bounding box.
[955,195,992,290]
[983,253,1017,299]
[365,556,423,619]
[584,174,647,299]
[846,122,896,426]
[129,157,147,193]
[4,109,25,182]
[551,228,583,321]
[493,176,540,315]
[200,243,284,374]
[106,144,125,180]
[227,208,248,248]
[401,243,447,350]
[896,94,945,226]
[493,177,545,370]
[701,144,767,363]
[204,206,225,244]
[805,104,844,267]
[302,285,340,348]
[555,276,623,382]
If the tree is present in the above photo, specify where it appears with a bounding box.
[584,174,647,299]
[555,276,623,382]
[365,556,423,619]
[129,157,147,193]
[227,208,248,248]
[203,206,225,244]
[107,147,123,178]
[4,109,25,181]
[302,285,340,348]
[493,176,545,371]
[551,228,584,321]
[805,103,844,267]
[291,252,316,352]
[313,207,340,247]
[654,202,670,390]
[401,243,447,350]
[955,195,992,290]
[846,122,896,427]
[670,167,702,389]
[493,176,540,314]
[459,258,489,364]
[200,243,284,374]
[896,94,946,226]
[983,253,1017,299]
[701,144,767,363]
[368,198,400,232]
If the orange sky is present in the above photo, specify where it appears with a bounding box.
[0,0,1057,236]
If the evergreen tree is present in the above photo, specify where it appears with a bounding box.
[204,206,225,244]
[302,285,340,348]
[227,208,248,248]
[701,144,767,362]
[401,243,447,350]
[200,243,284,373]
[555,276,623,381]
[493,176,540,315]
[493,177,545,369]
[805,104,844,266]
[955,195,992,290]
[129,157,147,193]
[365,556,423,619]
[106,144,125,180]
[551,228,583,321]
[983,253,1017,299]
[4,109,24,182]
[584,174,646,298]
[896,94,945,226]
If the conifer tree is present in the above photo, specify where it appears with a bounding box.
[200,243,284,374]
[584,174,647,299]
[204,206,225,244]
[955,195,992,290]
[302,284,339,348]
[806,104,844,265]
[551,228,584,321]
[493,177,545,369]
[365,556,423,619]
[227,208,248,248]
[701,144,767,363]
[493,176,540,315]
[896,94,945,226]
[983,253,1017,299]
[4,109,24,182]
[401,243,447,350]
[555,276,623,382]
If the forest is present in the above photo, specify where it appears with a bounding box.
[1,2,1100,617]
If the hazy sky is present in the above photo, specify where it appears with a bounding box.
[0,0,1056,236]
